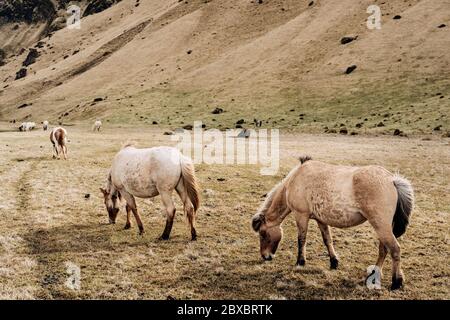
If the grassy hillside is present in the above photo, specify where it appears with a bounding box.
[0,0,449,135]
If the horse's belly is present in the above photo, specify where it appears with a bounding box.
[123,178,159,198]
[310,193,366,228]
[313,207,366,228]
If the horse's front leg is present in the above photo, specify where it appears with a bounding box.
[159,190,176,240]
[124,204,132,229]
[316,221,339,269]
[121,191,144,235]
[294,212,310,266]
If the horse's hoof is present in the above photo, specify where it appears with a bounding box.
[191,235,197,241]
[138,228,145,235]
[124,223,131,230]
[390,276,403,290]
[296,259,306,267]
[159,234,170,240]
[330,257,339,270]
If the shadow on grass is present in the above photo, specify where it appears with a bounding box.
[12,156,51,162]
[24,223,115,255]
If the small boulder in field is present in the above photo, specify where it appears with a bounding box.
[152,121,158,124]
[438,24,447,28]
[182,124,193,130]
[339,128,348,135]
[341,36,358,45]
[84,193,90,199]
[377,122,385,127]
[393,15,402,20]
[393,129,402,136]
[212,107,224,114]
[18,103,30,109]
[345,65,357,74]
[15,68,27,80]
[236,119,245,125]
[163,131,173,135]
[22,48,39,67]
[433,125,442,131]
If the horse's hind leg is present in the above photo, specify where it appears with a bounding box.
[369,220,403,290]
[52,144,58,159]
[176,181,196,241]
[316,221,339,269]
[376,241,388,272]
[62,145,67,160]
[159,190,176,240]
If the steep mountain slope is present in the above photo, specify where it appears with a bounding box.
[0,0,449,134]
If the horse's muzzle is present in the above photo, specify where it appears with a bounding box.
[262,254,273,261]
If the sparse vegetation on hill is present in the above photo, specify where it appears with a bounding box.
[0,0,448,135]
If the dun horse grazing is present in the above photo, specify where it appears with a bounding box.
[252,157,414,290]
[50,127,68,160]
[93,120,102,132]
[100,144,200,240]
[43,120,49,131]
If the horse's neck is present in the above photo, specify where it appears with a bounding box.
[265,183,290,227]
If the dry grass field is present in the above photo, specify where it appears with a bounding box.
[0,123,448,299]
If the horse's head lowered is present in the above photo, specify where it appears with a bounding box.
[100,187,121,224]
[252,213,282,261]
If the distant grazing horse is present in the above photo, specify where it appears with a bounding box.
[93,120,102,132]
[50,127,68,160]
[100,144,200,240]
[19,122,35,131]
[252,157,414,290]
[43,121,49,131]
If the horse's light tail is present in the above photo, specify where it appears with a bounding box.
[180,156,200,212]
[392,175,414,238]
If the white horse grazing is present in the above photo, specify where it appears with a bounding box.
[93,120,102,132]
[43,121,49,131]
[19,122,35,131]
[100,144,200,240]
[50,127,68,160]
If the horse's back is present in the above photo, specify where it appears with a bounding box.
[287,161,396,227]
[111,146,183,198]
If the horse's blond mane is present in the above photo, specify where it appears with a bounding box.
[121,140,137,149]
[256,156,312,218]
[256,162,304,217]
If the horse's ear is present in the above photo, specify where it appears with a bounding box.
[252,213,265,232]
[99,188,107,196]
